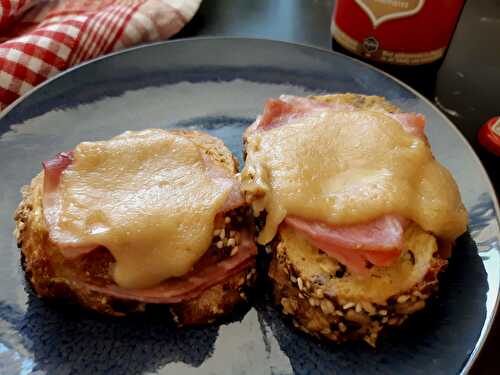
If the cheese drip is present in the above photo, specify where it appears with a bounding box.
[242,110,467,244]
[53,129,232,288]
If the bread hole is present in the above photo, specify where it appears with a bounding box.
[344,320,362,332]
[335,264,346,278]
[403,250,415,265]
[330,322,341,331]
[109,299,140,314]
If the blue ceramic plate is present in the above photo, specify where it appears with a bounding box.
[0,38,499,375]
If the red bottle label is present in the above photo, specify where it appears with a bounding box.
[331,0,464,65]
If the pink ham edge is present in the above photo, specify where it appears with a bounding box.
[42,151,98,257]
[390,112,426,139]
[285,215,409,252]
[285,215,409,273]
[42,151,74,195]
[78,229,257,304]
[42,151,74,229]
[256,95,354,131]
[255,95,426,141]
[201,153,245,212]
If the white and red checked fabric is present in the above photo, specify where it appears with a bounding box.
[0,0,201,110]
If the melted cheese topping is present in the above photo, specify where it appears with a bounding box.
[242,110,467,244]
[53,129,232,288]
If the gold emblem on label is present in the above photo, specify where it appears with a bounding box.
[355,0,425,28]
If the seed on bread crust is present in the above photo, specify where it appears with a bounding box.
[397,295,410,304]
[343,302,355,310]
[320,300,335,315]
[268,236,446,346]
[297,277,304,291]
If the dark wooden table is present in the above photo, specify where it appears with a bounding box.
[176,1,499,373]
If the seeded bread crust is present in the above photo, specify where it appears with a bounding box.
[14,130,255,325]
[269,230,447,346]
[244,94,448,345]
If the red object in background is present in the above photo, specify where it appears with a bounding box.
[478,117,500,157]
[331,0,464,65]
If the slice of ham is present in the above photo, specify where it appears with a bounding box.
[256,95,354,131]
[202,153,245,212]
[77,230,257,304]
[257,98,296,130]
[42,151,73,229]
[285,215,408,252]
[43,145,244,259]
[254,95,426,141]
[42,151,74,195]
[250,95,423,274]
[390,112,426,139]
[284,215,409,273]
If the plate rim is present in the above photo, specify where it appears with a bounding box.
[0,36,498,374]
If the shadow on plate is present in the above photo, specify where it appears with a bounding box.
[0,290,250,374]
[255,232,488,375]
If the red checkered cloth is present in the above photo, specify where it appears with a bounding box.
[0,0,201,111]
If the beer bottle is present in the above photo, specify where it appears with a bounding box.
[331,0,465,98]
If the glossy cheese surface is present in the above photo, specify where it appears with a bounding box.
[51,129,232,288]
[242,110,467,244]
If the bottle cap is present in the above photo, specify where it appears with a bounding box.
[478,116,500,156]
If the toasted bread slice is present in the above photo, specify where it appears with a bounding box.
[14,130,256,325]
[269,225,446,346]
[243,93,449,345]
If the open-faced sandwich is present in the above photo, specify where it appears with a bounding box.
[241,94,468,346]
[14,129,257,325]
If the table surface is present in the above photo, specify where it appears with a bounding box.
[175,0,499,373]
